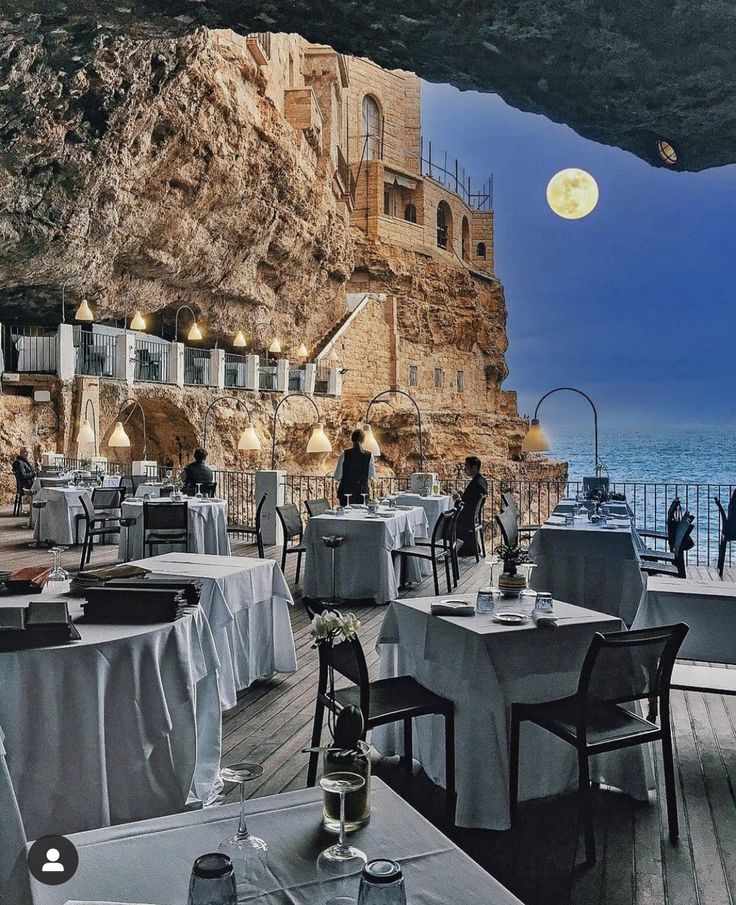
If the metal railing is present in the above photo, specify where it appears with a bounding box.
[247,31,271,59]
[60,457,132,476]
[224,352,247,388]
[259,361,277,392]
[1,324,57,374]
[212,468,257,526]
[134,338,170,383]
[314,364,330,395]
[76,330,117,377]
[288,367,306,392]
[184,347,213,386]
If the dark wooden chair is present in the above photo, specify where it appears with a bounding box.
[305,498,330,517]
[640,514,694,579]
[496,503,521,550]
[75,487,122,543]
[305,607,456,805]
[276,503,307,582]
[510,622,689,864]
[393,509,454,595]
[714,491,736,578]
[227,492,268,558]
[13,473,34,517]
[143,500,188,557]
[417,504,463,585]
[472,493,487,561]
[120,474,148,500]
[501,490,540,539]
[638,497,683,558]
[79,494,123,569]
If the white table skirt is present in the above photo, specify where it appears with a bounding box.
[392,493,454,533]
[128,553,297,710]
[119,499,230,560]
[633,575,736,663]
[32,487,108,546]
[9,781,522,905]
[528,518,646,625]
[303,506,430,604]
[374,596,652,830]
[0,591,222,899]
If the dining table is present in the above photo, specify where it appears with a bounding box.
[374,595,652,830]
[31,486,102,546]
[118,497,230,560]
[7,780,523,905]
[390,491,454,533]
[302,505,430,604]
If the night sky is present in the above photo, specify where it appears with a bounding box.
[421,81,736,431]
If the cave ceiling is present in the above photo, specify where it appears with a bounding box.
[2,0,735,171]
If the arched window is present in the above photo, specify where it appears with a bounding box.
[437,201,453,249]
[476,242,487,258]
[404,203,417,223]
[461,216,470,261]
[362,95,382,161]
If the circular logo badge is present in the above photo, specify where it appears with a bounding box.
[27,835,79,886]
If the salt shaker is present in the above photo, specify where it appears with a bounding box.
[357,859,407,905]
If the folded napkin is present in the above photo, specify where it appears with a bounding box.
[431,600,475,617]
[64,901,160,905]
[531,608,558,628]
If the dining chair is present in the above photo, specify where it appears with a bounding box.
[143,500,188,557]
[501,490,540,539]
[416,504,463,585]
[472,493,488,561]
[714,490,736,578]
[640,514,694,579]
[392,509,454,595]
[638,497,682,555]
[79,494,123,568]
[227,492,268,558]
[275,503,307,582]
[496,504,520,550]
[75,487,123,544]
[305,605,456,805]
[509,622,689,865]
[305,498,330,517]
[12,473,33,517]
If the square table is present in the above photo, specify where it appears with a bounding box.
[374,596,652,830]
[119,498,230,561]
[128,553,297,709]
[8,780,523,905]
[302,506,429,604]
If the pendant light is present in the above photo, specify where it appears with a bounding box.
[269,337,282,355]
[108,421,131,448]
[77,418,95,445]
[306,421,332,454]
[130,310,147,331]
[233,330,248,348]
[75,298,94,322]
[295,342,309,360]
[188,321,203,342]
[362,423,381,456]
[521,418,550,453]
[238,423,262,451]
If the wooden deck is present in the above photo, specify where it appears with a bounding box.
[2,508,736,905]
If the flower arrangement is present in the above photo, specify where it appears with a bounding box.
[495,543,530,577]
[310,610,361,648]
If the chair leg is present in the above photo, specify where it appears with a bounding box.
[444,709,456,803]
[86,533,95,566]
[431,557,439,596]
[480,527,486,558]
[307,700,325,788]
[661,723,679,841]
[281,544,287,574]
[452,547,459,584]
[577,747,596,864]
[718,538,726,578]
[79,535,88,571]
[474,532,480,563]
[509,708,520,819]
[444,555,452,593]
[296,551,303,584]
[402,718,413,770]
[257,532,264,559]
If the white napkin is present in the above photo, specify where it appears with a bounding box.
[431,600,475,617]
[531,608,559,628]
[64,901,160,905]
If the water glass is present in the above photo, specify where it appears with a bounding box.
[358,860,406,905]
[188,853,236,905]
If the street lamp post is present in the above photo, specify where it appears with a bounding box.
[270,392,331,469]
[522,386,601,476]
[364,389,425,471]
[201,395,261,452]
[108,398,148,459]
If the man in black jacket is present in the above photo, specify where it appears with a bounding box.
[454,455,488,557]
[12,447,36,490]
[334,429,376,506]
[181,448,215,495]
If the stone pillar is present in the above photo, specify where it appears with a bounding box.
[116,332,136,385]
[132,460,158,477]
[170,342,185,388]
[256,469,285,546]
[244,353,259,391]
[212,348,226,389]
[276,358,290,394]
[57,324,76,381]
[327,366,342,396]
[304,363,317,395]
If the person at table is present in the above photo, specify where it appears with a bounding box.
[453,455,488,557]
[12,446,36,490]
[334,428,376,506]
[181,448,214,495]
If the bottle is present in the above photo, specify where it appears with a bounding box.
[358,859,406,904]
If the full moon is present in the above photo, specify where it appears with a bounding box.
[546,168,599,219]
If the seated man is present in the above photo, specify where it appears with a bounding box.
[453,455,488,557]
[12,447,36,490]
[181,448,214,495]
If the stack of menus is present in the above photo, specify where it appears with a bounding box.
[0,600,81,651]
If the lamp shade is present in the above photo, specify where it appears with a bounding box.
[75,298,94,322]
[306,421,332,454]
[237,423,262,451]
[108,420,131,448]
[187,321,203,342]
[295,342,309,359]
[77,418,95,445]
[233,330,248,348]
[269,337,282,355]
[522,418,550,453]
[362,423,381,457]
[130,310,147,331]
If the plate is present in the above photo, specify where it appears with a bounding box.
[492,612,528,625]
[601,525,620,530]
[440,598,471,606]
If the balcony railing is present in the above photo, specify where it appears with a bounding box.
[1,324,57,374]
[134,338,170,383]
[259,360,277,392]
[184,347,213,386]
[288,367,306,392]
[224,352,247,388]
[76,330,117,377]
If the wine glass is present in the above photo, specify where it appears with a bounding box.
[317,773,367,905]
[195,483,203,500]
[344,494,352,510]
[47,547,69,584]
[218,763,268,902]
[361,494,368,507]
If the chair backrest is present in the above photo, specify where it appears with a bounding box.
[496,505,519,549]
[276,503,303,542]
[583,476,610,495]
[577,623,689,712]
[473,493,487,528]
[131,475,148,491]
[143,500,188,531]
[715,493,736,542]
[255,492,268,530]
[120,475,134,498]
[431,509,454,549]
[305,498,330,517]
[501,490,517,522]
[91,488,122,511]
[159,485,173,498]
[314,617,371,724]
[80,493,96,524]
[666,497,683,550]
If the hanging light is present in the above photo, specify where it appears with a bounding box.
[75,298,94,322]
[657,139,677,166]
[521,418,550,453]
[77,418,95,445]
[188,321,203,342]
[306,421,332,454]
[233,330,248,348]
[269,337,282,355]
[108,421,131,448]
[130,310,147,331]
[362,422,381,456]
[238,422,262,451]
[295,342,309,360]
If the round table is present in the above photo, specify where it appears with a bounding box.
[118,498,230,560]
[32,487,95,545]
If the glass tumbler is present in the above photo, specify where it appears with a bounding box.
[187,852,236,905]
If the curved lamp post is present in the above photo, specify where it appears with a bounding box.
[270,392,331,469]
[174,305,203,342]
[522,386,601,476]
[108,398,147,459]
[76,398,99,456]
[364,389,425,471]
[61,277,94,323]
[202,395,262,452]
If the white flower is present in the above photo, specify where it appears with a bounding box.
[311,610,361,646]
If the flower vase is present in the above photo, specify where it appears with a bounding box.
[498,571,526,597]
[321,740,371,833]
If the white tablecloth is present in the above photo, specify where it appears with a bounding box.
[392,493,454,533]
[128,553,297,710]
[303,506,430,604]
[374,596,652,830]
[119,499,230,560]
[32,487,100,545]
[0,588,222,899]
[633,575,736,663]
[8,781,522,905]
[528,516,646,625]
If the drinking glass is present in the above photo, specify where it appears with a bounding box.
[361,494,368,507]
[188,853,237,905]
[195,483,204,500]
[218,763,268,902]
[317,773,367,905]
[47,547,69,583]
[344,494,352,510]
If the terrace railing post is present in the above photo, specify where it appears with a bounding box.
[327,367,342,397]
[244,353,259,390]
[256,469,285,546]
[276,358,290,393]
[170,341,185,388]
[57,324,76,381]
[117,332,135,384]
[304,362,317,395]
[212,348,226,389]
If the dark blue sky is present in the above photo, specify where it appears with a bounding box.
[421,81,736,431]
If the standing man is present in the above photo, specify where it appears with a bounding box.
[334,428,376,506]
[453,455,488,557]
[12,447,36,490]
